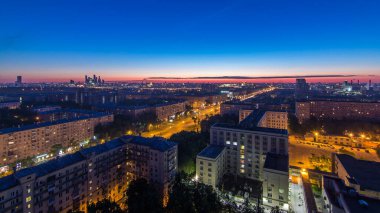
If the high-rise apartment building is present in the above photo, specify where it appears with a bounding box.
[0,112,113,166]
[0,135,178,213]
[296,100,380,123]
[15,76,22,86]
[125,136,178,206]
[295,78,309,100]
[0,138,126,213]
[239,110,288,130]
[196,110,289,211]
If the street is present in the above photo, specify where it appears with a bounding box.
[141,104,220,138]
[289,136,380,171]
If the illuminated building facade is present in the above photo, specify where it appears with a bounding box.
[239,110,288,130]
[0,138,126,213]
[296,100,380,123]
[0,136,177,213]
[0,112,113,166]
[196,110,289,211]
[125,136,178,206]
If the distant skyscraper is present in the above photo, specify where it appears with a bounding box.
[295,78,309,99]
[15,75,22,86]
[84,74,105,86]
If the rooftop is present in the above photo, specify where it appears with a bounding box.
[264,153,289,172]
[239,110,266,127]
[336,154,380,192]
[212,123,288,135]
[0,112,112,135]
[122,135,177,152]
[323,175,380,213]
[213,109,288,135]
[79,137,125,156]
[197,145,225,159]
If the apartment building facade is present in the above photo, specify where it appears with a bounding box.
[296,100,380,123]
[153,101,186,121]
[196,145,226,188]
[0,135,177,213]
[125,136,178,206]
[0,137,126,213]
[0,113,113,167]
[262,153,289,210]
[239,110,288,130]
[196,110,290,211]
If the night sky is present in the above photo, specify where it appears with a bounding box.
[1,0,380,82]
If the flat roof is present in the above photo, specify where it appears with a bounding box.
[212,123,288,135]
[122,135,177,152]
[239,110,266,127]
[197,145,225,159]
[323,175,380,213]
[264,153,289,172]
[212,110,288,135]
[0,112,112,135]
[336,154,380,192]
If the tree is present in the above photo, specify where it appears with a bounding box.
[220,193,238,213]
[200,114,238,133]
[87,199,123,213]
[166,173,195,213]
[169,131,208,174]
[270,206,285,213]
[241,198,255,213]
[126,178,162,213]
[166,172,222,213]
[50,144,63,155]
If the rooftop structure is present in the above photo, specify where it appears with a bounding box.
[124,135,177,152]
[263,153,289,173]
[322,175,380,213]
[197,145,225,159]
[334,154,380,194]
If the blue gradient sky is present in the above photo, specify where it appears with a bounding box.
[0,0,380,82]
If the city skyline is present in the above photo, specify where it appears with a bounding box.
[1,0,380,82]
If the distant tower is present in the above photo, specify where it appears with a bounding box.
[85,75,88,83]
[295,78,309,100]
[15,76,22,86]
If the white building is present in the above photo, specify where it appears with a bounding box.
[196,110,290,211]
[196,145,225,188]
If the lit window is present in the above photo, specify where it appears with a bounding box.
[226,141,231,145]
[233,142,238,146]
[26,196,32,202]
